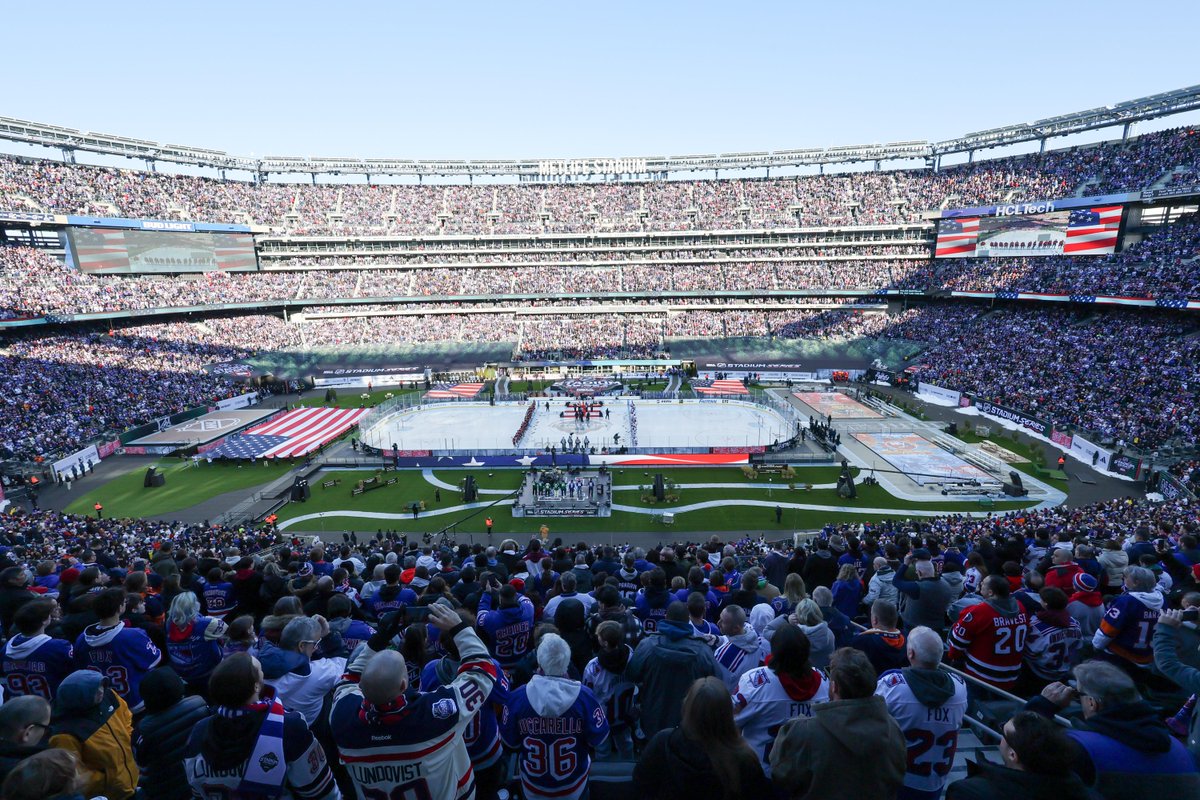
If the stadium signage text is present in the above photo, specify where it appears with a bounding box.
[974,399,1049,436]
[995,202,1055,217]
[941,191,1138,220]
[537,158,648,177]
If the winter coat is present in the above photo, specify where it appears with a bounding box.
[893,571,953,632]
[946,757,1100,800]
[50,680,138,800]
[256,640,346,728]
[626,619,718,736]
[863,565,899,607]
[770,694,906,800]
[633,726,771,800]
[134,696,210,800]
[1152,622,1200,763]
[1097,549,1129,589]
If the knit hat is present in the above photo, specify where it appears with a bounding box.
[140,667,186,714]
[509,577,525,592]
[1072,573,1098,593]
[59,567,81,585]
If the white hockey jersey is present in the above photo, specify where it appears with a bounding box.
[876,668,968,795]
[733,665,828,776]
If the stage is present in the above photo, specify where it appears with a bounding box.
[512,468,613,517]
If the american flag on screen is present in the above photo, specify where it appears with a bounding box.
[695,379,749,396]
[935,217,980,258]
[73,228,130,272]
[1063,206,1122,254]
[425,382,485,399]
[213,233,257,270]
[208,406,367,459]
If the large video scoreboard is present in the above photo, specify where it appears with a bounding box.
[935,194,1131,259]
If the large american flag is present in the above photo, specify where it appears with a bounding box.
[73,228,131,272]
[208,406,367,459]
[935,217,980,258]
[695,379,749,396]
[1063,206,1122,255]
[425,382,485,399]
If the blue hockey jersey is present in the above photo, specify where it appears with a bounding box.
[74,622,162,713]
[202,581,237,620]
[2,633,74,700]
[421,655,510,770]
[166,616,227,683]
[476,593,535,669]
[500,675,609,800]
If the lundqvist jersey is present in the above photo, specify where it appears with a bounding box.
[421,656,510,771]
[74,623,162,713]
[2,633,74,700]
[500,677,609,800]
[876,669,968,795]
[947,600,1029,689]
[733,665,829,776]
[329,625,498,800]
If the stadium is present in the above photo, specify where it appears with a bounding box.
[1,9,1198,800]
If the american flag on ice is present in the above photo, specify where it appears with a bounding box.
[695,379,749,396]
[208,407,367,459]
[425,382,485,399]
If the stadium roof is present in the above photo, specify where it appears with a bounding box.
[1,84,1198,178]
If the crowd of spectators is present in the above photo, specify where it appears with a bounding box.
[1,493,1199,799]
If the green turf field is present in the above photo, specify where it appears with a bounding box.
[272,466,1035,536]
[66,459,295,519]
[296,387,424,409]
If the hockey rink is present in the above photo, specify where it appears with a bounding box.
[793,391,882,419]
[851,432,991,486]
[365,399,794,451]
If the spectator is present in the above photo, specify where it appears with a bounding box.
[582,620,637,761]
[544,571,596,618]
[1044,549,1085,593]
[133,667,209,800]
[894,554,954,634]
[183,653,339,799]
[770,647,906,800]
[0,695,52,785]
[73,586,162,714]
[945,711,1098,800]
[48,668,138,800]
[0,748,91,800]
[501,633,609,800]
[476,579,536,672]
[713,604,766,692]
[733,624,829,775]
[258,615,346,728]
[1024,587,1083,690]
[1153,608,1200,762]
[831,563,864,620]
[1027,661,1200,797]
[1093,566,1163,676]
[3,599,74,701]
[0,566,36,634]
[877,626,968,800]
[1067,573,1104,640]
[947,575,1030,691]
[633,675,770,800]
[863,556,898,608]
[851,600,909,675]
[164,590,228,696]
[585,585,643,653]
[801,540,839,590]
[329,606,496,800]
[627,601,718,738]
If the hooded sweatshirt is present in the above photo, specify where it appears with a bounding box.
[1067,587,1104,639]
[50,670,138,800]
[256,639,346,727]
[769,694,906,800]
[876,667,968,795]
[715,627,767,692]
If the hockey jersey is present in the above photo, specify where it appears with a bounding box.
[715,629,768,692]
[329,625,498,800]
[634,588,672,633]
[500,675,609,800]
[582,648,638,734]
[876,667,968,795]
[1025,610,1083,681]
[166,616,227,683]
[476,593,535,669]
[365,585,418,618]
[74,622,162,713]
[202,580,237,620]
[947,598,1028,689]
[1095,590,1163,666]
[733,664,829,775]
[421,655,510,770]
[2,633,74,700]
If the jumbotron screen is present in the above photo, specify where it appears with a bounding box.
[935,205,1123,259]
[66,227,258,273]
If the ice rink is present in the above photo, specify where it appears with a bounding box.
[793,391,882,419]
[365,399,794,451]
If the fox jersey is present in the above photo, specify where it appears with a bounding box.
[733,665,829,776]
[421,656,510,770]
[876,669,968,795]
[1096,591,1161,666]
[329,626,499,800]
[947,600,1029,689]
[2,633,74,700]
[1025,614,1083,681]
[202,581,237,620]
[500,678,609,800]
[74,623,162,712]
[476,593,536,668]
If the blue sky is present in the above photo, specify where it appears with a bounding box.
[2,1,1198,161]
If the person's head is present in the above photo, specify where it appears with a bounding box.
[0,567,28,589]
[981,574,1011,600]
[1051,549,1072,566]
[1039,586,1069,611]
[906,626,943,669]
[869,600,898,631]
[597,585,623,611]
[768,624,812,678]
[872,557,889,572]
[167,591,201,628]
[536,633,572,678]
[1072,660,1139,719]
[227,614,256,644]
[1000,711,1076,774]
[326,593,352,620]
[280,616,322,660]
[139,667,186,715]
[665,601,689,627]
[784,573,807,604]
[594,620,623,652]
[812,586,833,607]
[271,595,303,617]
[361,650,409,704]
[209,653,264,708]
[793,598,823,626]
[836,563,858,582]
[680,676,758,793]
[718,604,747,637]
[0,695,51,746]
[1122,565,1156,592]
[383,563,401,585]
[13,599,55,637]
[914,560,936,580]
[686,591,708,621]
[92,586,126,622]
[559,572,577,593]
[827,647,876,701]
[0,748,84,800]
[206,566,225,584]
[498,583,519,609]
